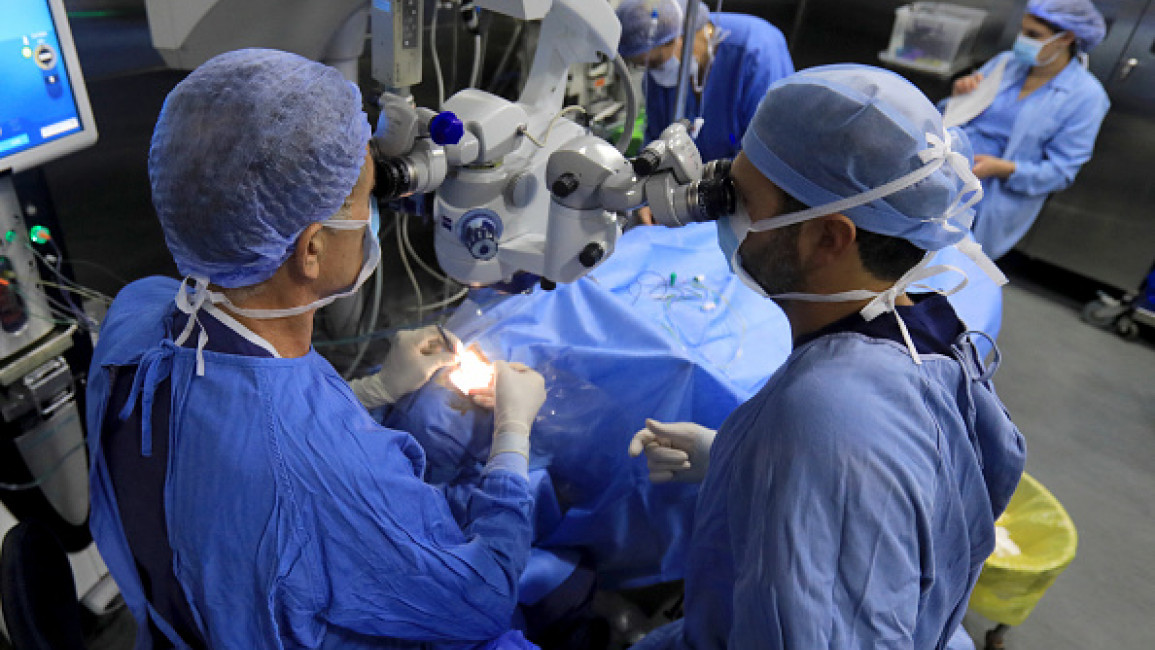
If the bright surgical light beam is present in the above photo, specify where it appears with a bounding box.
[448,345,494,394]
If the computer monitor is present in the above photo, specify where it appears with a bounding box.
[0,0,98,174]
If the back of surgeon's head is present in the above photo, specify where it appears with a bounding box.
[148,48,372,289]
[740,64,978,279]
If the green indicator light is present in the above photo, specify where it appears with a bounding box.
[29,226,51,245]
[4,231,15,243]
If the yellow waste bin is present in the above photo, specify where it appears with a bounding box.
[969,472,1078,627]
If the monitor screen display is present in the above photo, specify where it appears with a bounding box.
[0,0,97,173]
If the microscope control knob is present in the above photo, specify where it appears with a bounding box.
[458,209,502,260]
[430,111,465,146]
[551,173,580,198]
[505,172,538,208]
[578,242,605,268]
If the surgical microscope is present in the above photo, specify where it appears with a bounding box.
[369,0,737,288]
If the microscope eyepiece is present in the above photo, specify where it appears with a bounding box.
[687,173,736,222]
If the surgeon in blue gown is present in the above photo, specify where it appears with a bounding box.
[944,0,1109,259]
[86,49,547,649]
[617,0,794,163]
[629,65,1027,649]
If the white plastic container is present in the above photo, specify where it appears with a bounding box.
[881,2,989,76]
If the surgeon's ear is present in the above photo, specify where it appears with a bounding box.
[288,223,327,282]
[801,214,856,268]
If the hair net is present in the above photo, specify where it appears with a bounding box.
[1027,0,1107,52]
[149,48,372,289]
[616,0,710,59]
[741,64,977,252]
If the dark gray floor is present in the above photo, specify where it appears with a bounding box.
[960,274,1155,650]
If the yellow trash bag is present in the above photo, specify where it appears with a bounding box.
[969,472,1078,626]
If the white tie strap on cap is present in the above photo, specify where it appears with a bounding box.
[753,130,1006,364]
[749,131,982,238]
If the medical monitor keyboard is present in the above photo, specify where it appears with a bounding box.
[0,0,97,174]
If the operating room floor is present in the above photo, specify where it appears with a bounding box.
[959,262,1155,650]
[8,12,1154,650]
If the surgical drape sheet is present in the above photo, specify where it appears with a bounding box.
[384,223,1002,593]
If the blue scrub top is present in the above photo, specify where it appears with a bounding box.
[637,294,1026,649]
[86,277,537,650]
[101,307,273,648]
[963,80,1021,159]
[644,12,794,163]
[382,223,1005,613]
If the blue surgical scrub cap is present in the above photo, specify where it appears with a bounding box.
[741,64,976,252]
[1027,0,1107,52]
[149,48,372,288]
[617,0,710,59]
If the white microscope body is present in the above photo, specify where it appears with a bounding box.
[372,0,724,287]
[426,0,623,286]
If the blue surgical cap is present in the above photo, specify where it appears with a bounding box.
[741,64,976,252]
[617,0,710,59]
[149,48,372,288]
[1027,0,1107,52]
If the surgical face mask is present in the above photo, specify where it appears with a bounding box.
[1013,31,1066,66]
[199,217,381,321]
[369,195,381,239]
[227,217,381,318]
[717,197,804,299]
[650,53,696,88]
[711,130,1007,364]
[693,24,725,94]
[173,216,381,375]
[716,198,770,299]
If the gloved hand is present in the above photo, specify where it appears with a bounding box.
[628,419,716,483]
[489,361,546,460]
[349,325,459,409]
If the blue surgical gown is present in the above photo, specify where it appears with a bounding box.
[381,224,1005,608]
[644,13,794,163]
[636,294,1026,649]
[86,277,536,649]
[953,52,1109,259]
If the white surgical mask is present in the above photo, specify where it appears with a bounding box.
[693,24,726,94]
[718,131,1007,364]
[650,54,696,88]
[715,198,769,299]
[174,216,381,374]
[369,194,381,238]
[1013,31,1066,66]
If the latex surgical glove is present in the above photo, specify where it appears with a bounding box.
[489,361,546,460]
[349,325,459,409]
[628,419,716,483]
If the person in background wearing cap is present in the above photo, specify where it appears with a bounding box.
[86,49,546,649]
[628,65,1026,649]
[945,0,1109,260]
[616,0,793,170]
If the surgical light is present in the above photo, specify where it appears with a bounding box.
[448,345,494,395]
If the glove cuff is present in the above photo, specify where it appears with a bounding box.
[349,374,397,409]
[489,429,531,460]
